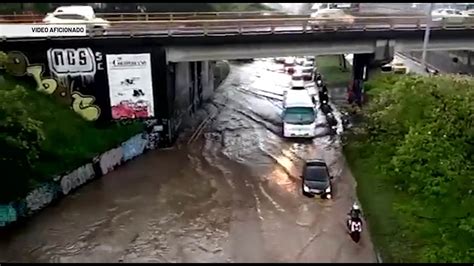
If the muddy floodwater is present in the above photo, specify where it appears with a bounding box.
[0,59,376,263]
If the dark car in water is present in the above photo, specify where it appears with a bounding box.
[301,159,333,199]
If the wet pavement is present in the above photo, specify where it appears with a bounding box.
[0,59,376,263]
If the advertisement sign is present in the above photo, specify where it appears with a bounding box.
[106,53,155,119]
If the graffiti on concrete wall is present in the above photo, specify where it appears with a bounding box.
[0,49,102,121]
[0,204,17,226]
[25,183,60,213]
[121,133,148,162]
[60,163,96,195]
[46,48,103,121]
[100,147,123,175]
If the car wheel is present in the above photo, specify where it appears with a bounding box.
[93,26,105,35]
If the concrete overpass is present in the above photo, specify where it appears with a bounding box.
[2,14,474,63]
[163,32,474,62]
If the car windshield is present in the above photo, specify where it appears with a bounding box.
[304,166,329,182]
[54,14,86,20]
[283,107,315,125]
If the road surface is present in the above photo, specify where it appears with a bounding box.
[0,59,376,263]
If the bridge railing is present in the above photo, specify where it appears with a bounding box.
[0,11,290,23]
[2,16,474,39]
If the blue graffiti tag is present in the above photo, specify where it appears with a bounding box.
[0,204,17,227]
[121,133,148,162]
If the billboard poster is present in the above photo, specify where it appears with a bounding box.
[106,53,155,119]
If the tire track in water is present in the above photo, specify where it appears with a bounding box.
[257,183,286,213]
[202,133,236,191]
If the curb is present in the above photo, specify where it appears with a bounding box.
[0,122,162,228]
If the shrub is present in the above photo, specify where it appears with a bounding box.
[350,73,474,262]
[0,85,44,202]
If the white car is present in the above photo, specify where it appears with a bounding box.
[310,8,355,28]
[301,66,314,81]
[462,9,474,17]
[274,57,286,64]
[290,67,305,88]
[43,6,110,32]
[295,57,306,65]
[431,9,466,23]
[381,58,409,74]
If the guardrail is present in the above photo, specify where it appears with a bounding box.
[0,11,289,23]
[0,10,426,23]
[2,16,474,39]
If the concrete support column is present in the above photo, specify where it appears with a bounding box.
[351,53,372,106]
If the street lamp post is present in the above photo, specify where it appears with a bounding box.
[421,3,435,71]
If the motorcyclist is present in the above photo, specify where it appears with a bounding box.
[315,73,323,82]
[316,79,323,87]
[347,202,362,221]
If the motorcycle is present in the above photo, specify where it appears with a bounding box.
[347,218,363,243]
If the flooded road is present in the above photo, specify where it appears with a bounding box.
[0,59,376,263]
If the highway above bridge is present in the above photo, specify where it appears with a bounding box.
[2,11,474,63]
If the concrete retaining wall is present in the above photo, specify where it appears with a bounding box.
[0,126,161,228]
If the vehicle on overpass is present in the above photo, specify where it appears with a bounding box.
[431,8,467,23]
[309,8,355,29]
[462,8,474,17]
[42,5,110,33]
[311,3,360,12]
[381,58,409,74]
[301,159,333,199]
[282,89,317,138]
[329,3,360,12]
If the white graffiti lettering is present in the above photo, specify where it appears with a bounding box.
[47,48,96,75]
[146,132,160,150]
[100,147,123,175]
[60,163,95,195]
[25,185,56,212]
[95,51,104,71]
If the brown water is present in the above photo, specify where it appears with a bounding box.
[0,59,376,263]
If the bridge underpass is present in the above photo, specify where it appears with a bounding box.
[0,57,377,263]
[1,11,472,262]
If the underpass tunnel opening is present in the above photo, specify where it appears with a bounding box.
[164,51,392,148]
[166,53,349,144]
[166,60,216,144]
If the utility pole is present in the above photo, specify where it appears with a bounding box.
[421,3,434,71]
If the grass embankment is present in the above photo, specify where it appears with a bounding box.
[317,55,474,262]
[315,55,352,87]
[0,74,144,204]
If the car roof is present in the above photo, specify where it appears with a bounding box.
[305,159,327,166]
[53,5,94,17]
[284,90,314,107]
